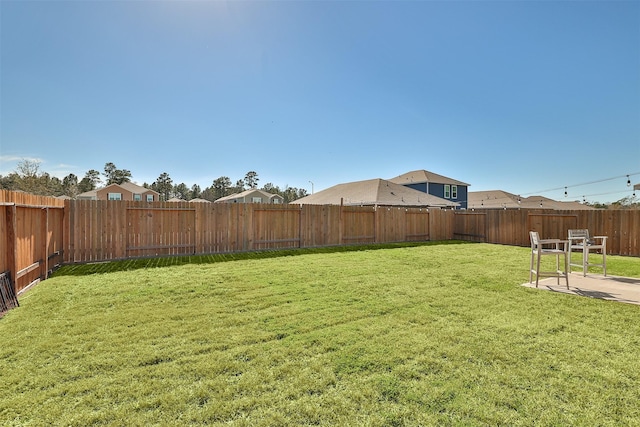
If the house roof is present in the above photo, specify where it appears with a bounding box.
[215,189,283,203]
[388,169,470,187]
[290,178,459,207]
[77,182,158,199]
[76,189,97,198]
[189,198,211,203]
[468,190,596,210]
[103,182,159,195]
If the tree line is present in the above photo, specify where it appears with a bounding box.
[0,160,308,203]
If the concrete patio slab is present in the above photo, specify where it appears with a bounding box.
[522,274,640,305]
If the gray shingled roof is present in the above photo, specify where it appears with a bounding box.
[77,182,159,198]
[290,178,459,207]
[110,181,159,195]
[389,169,470,187]
[215,189,283,203]
[468,190,596,210]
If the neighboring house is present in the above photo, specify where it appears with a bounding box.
[214,189,284,204]
[468,190,596,210]
[77,182,159,202]
[389,170,470,209]
[290,178,459,208]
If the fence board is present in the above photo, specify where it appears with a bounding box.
[454,212,486,242]
[341,206,376,244]
[405,208,430,241]
[252,205,301,250]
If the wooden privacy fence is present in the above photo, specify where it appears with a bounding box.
[0,190,65,295]
[453,209,640,256]
[64,201,441,262]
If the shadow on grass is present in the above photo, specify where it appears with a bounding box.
[52,240,477,277]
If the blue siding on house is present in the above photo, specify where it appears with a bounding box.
[403,182,468,209]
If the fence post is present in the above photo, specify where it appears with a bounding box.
[41,207,48,280]
[6,205,17,294]
[338,197,344,245]
[374,205,379,243]
[298,204,303,248]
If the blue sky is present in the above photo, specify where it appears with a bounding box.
[1,0,639,203]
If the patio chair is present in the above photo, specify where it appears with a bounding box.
[529,231,569,288]
[568,229,607,277]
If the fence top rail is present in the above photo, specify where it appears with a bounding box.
[527,213,579,218]
[0,202,65,209]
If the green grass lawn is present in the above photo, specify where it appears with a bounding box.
[2,242,639,426]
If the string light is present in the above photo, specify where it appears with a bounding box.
[521,172,640,197]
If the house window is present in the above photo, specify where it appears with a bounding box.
[444,185,450,199]
[108,193,122,200]
[272,198,281,204]
[252,197,262,203]
[452,185,458,199]
[146,195,154,202]
[134,194,142,201]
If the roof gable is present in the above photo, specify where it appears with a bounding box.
[104,182,159,195]
[389,170,470,186]
[468,190,595,210]
[215,189,283,202]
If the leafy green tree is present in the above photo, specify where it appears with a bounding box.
[190,184,202,200]
[62,173,79,197]
[262,182,277,193]
[174,183,190,200]
[154,172,173,201]
[244,171,259,189]
[12,159,56,195]
[0,173,19,191]
[200,187,216,201]
[78,169,101,193]
[46,174,64,196]
[103,162,132,185]
[212,176,232,200]
[233,179,245,194]
[260,183,306,203]
[609,196,639,210]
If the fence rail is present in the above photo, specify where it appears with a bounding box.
[1,189,638,304]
